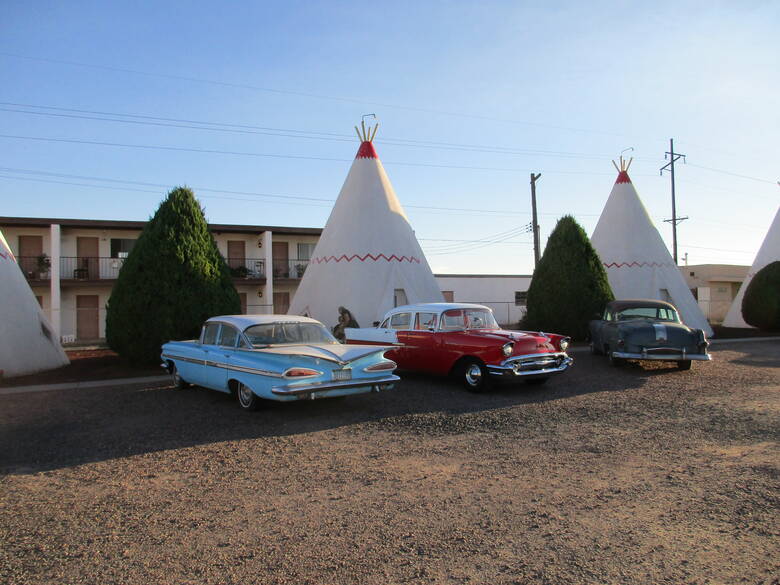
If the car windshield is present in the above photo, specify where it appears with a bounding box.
[616,307,681,323]
[440,308,499,330]
[244,322,339,346]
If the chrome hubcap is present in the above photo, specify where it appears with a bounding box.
[238,383,253,406]
[465,364,482,386]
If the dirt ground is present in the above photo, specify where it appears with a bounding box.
[0,349,162,387]
[1,342,778,585]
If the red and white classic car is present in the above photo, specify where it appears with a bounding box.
[345,303,573,391]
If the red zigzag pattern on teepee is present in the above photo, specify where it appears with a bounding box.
[603,261,674,268]
[312,253,421,264]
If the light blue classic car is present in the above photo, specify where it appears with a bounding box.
[161,315,399,410]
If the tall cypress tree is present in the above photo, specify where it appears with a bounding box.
[106,187,240,364]
[524,215,613,340]
[741,260,780,331]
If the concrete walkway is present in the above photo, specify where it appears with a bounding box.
[1,336,778,396]
[0,375,170,396]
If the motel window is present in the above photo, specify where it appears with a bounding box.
[441,290,454,302]
[514,291,528,306]
[110,238,136,258]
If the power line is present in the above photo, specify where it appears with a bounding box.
[0,133,630,176]
[0,52,633,138]
[0,102,625,160]
[0,167,579,216]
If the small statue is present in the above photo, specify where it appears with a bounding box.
[332,306,359,341]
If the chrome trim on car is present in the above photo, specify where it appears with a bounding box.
[612,349,711,361]
[487,352,573,377]
[160,353,284,378]
[271,374,400,396]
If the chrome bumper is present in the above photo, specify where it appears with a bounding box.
[487,352,574,378]
[271,374,400,397]
[613,349,711,361]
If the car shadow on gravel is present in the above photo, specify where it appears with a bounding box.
[0,354,694,474]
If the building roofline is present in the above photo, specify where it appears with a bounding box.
[0,216,323,236]
[434,273,532,278]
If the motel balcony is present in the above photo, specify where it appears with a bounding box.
[272,258,310,280]
[19,256,267,285]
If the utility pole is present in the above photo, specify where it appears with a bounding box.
[660,138,688,264]
[530,173,542,268]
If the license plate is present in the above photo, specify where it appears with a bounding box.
[332,368,352,381]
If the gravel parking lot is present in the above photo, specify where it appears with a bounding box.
[1,342,778,585]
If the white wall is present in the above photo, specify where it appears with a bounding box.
[434,275,531,326]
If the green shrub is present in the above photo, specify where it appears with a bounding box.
[523,215,613,339]
[106,187,240,364]
[742,261,780,331]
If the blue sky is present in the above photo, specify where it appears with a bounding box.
[1,1,777,274]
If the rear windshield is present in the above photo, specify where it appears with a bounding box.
[244,322,339,347]
[616,307,680,322]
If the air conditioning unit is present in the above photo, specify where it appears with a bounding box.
[61,335,76,344]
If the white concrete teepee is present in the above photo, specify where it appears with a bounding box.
[289,121,443,329]
[0,229,69,377]
[591,158,713,336]
[722,206,780,328]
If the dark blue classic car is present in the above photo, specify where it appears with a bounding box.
[588,300,711,370]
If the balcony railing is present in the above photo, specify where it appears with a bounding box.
[20,255,268,282]
[272,258,310,279]
[226,258,265,279]
[60,257,126,280]
[18,256,52,280]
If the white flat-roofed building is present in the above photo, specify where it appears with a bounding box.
[434,274,532,326]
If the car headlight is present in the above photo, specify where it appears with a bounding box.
[559,337,570,352]
[502,342,514,357]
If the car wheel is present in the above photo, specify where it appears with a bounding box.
[608,351,624,367]
[170,363,188,389]
[236,381,259,411]
[677,360,692,371]
[458,359,489,393]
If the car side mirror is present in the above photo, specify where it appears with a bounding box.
[428,326,435,332]
[373,321,380,327]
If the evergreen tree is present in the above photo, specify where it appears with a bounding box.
[524,215,613,340]
[106,187,240,364]
[742,260,780,331]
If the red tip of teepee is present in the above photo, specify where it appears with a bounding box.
[355,141,378,159]
[615,170,632,184]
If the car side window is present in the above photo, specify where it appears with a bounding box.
[202,323,220,345]
[390,312,412,330]
[441,309,465,330]
[218,325,239,347]
[604,310,612,321]
[415,312,438,330]
[380,318,389,329]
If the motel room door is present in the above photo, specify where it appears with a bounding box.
[77,236,99,279]
[76,295,100,341]
[273,292,290,315]
[272,242,289,278]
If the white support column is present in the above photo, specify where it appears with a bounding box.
[262,230,274,314]
[49,223,62,340]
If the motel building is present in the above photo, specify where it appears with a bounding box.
[0,216,534,344]
[0,216,745,345]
